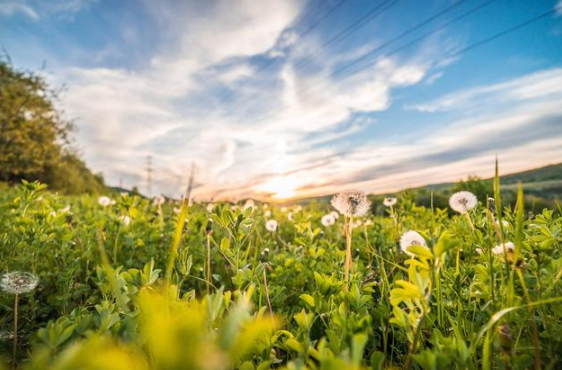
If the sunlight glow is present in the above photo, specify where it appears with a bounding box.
[258,176,301,200]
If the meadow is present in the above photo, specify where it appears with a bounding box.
[1,170,562,370]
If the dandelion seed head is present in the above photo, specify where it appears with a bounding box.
[321,214,336,226]
[330,211,340,220]
[492,242,515,256]
[383,197,397,207]
[449,191,477,214]
[264,210,272,218]
[243,199,255,211]
[98,196,113,207]
[1,271,39,295]
[399,231,428,257]
[206,203,215,212]
[265,219,278,232]
[120,215,131,226]
[288,212,294,221]
[153,195,165,207]
[331,189,371,217]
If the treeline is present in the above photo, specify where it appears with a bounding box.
[0,57,105,194]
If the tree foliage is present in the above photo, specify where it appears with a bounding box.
[0,57,105,193]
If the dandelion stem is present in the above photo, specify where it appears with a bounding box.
[263,265,274,321]
[12,293,18,370]
[463,212,475,230]
[344,216,353,288]
[206,233,212,294]
[516,269,541,370]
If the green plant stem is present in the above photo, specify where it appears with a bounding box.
[206,234,212,294]
[344,215,353,288]
[516,269,541,370]
[404,312,425,370]
[12,293,18,370]
[263,266,274,322]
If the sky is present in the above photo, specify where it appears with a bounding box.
[1,0,562,201]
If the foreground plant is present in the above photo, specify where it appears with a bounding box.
[331,189,371,285]
[1,271,38,369]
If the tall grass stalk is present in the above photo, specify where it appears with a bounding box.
[12,293,18,370]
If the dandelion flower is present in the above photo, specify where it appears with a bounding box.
[265,219,278,232]
[206,203,215,212]
[153,195,165,207]
[243,199,255,211]
[330,211,340,220]
[383,197,397,207]
[364,219,373,226]
[449,191,477,214]
[475,247,483,255]
[264,210,272,218]
[1,272,39,295]
[321,214,336,226]
[288,212,294,221]
[281,207,287,213]
[120,215,131,226]
[400,231,428,257]
[98,196,113,207]
[331,189,371,217]
[294,205,302,212]
[492,242,515,256]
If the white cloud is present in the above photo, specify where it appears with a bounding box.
[410,68,562,113]
[0,1,39,19]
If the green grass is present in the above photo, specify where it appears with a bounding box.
[0,180,561,370]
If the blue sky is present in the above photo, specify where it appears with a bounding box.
[2,0,562,200]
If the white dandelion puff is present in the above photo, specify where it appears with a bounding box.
[120,215,131,226]
[331,189,371,217]
[288,212,294,221]
[294,205,302,213]
[206,203,215,212]
[475,247,483,255]
[321,214,336,226]
[264,210,272,218]
[153,195,165,207]
[1,272,39,295]
[98,196,113,207]
[330,211,340,220]
[243,199,255,211]
[492,242,515,256]
[399,231,428,257]
[281,207,287,213]
[265,219,278,232]
[383,197,397,207]
[449,191,477,214]
[364,219,373,226]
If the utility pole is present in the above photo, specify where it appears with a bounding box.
[146,155,153,197]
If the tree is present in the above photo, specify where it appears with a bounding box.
[0,57,105,193]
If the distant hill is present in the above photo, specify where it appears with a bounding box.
[292,162,562,212]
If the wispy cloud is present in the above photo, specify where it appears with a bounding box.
[0,1,39,20]
[409,68,562,113]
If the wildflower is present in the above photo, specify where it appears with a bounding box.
[265,219,278,232]
[449,191,477,214]
[294,205,302,212]
[330,211,340,220]
[173,207,181,214]
[98,196,113,207]
[264,210,272,218]
[475,247,483,255]
[243,199,255,211]
[288,212,294,221]
[61,205,71,214]
[352,219,363,228]
[120,215,131,226]
[153,195,165,207]
[1,272,39,295]
[383,197,397,207]
[331,189,371,217]
[364,219,373,226]
[206,203,215,212]
[492,242,515,256]
[400,231,428,257]
[321,214,336,226]
[281,207,287,213]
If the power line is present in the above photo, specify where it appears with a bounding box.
[292,0,401,72]
[248,2,555,127]
[223,0,400,122]
[202,0,352,118]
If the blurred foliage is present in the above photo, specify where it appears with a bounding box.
[0,57,105,194]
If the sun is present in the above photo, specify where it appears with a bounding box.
[259,176,300,200]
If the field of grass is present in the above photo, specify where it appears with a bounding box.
[1,177,562,370]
